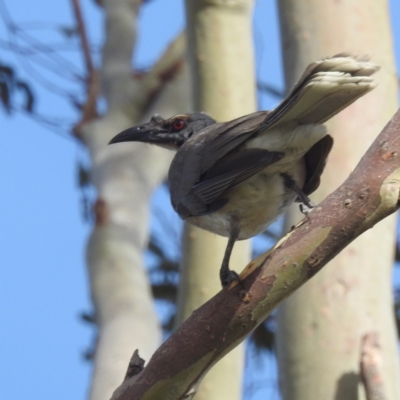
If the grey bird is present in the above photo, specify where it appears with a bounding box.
[109,54,379,287]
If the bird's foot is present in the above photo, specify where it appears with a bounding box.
[220,268,243,288]
[299,201,315,215]
[282,173,315,211]
[220,218,242,288]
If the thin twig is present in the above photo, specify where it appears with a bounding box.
[70,0,98,139]
[0,0,81,78]
[71,0,95,76]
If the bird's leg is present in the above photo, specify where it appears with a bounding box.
[220,217,241,288]
[281,173,315,214]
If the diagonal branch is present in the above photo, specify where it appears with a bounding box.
[112,108,400,400]
[71,0,99,139]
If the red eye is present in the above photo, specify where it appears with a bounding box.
[172,119,185,131]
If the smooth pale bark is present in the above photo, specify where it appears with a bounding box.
[177,1,256,399]
[276,1,400,399]
[79,2,192,398]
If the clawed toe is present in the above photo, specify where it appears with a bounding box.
[299,202,315,215]
[220,269,243,288]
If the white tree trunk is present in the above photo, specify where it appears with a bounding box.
[176,1,256,399]
[78,3,192,398]
[276,1,400,399]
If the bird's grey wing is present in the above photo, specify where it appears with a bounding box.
[195,111,269,173]
[173,149,284,218]
[260,54,379,129]
[301,135,334,197]
[169,111,269,214]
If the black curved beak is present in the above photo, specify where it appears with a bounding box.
[109,123,185,150]
[109,125,154,145]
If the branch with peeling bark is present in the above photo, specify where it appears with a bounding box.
[111,109,400,400]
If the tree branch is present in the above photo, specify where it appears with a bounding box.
[71,0,99,139]
[360,332,387,400]
[112,108,400,400]
[71,0,94,76]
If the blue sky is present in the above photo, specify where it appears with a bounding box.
[0,1,399,399]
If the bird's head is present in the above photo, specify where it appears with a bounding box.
[109,112,216,150]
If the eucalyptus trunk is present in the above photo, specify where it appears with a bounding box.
[176,1,257,399]
[276,1,400,399]
[77,2,192,398]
